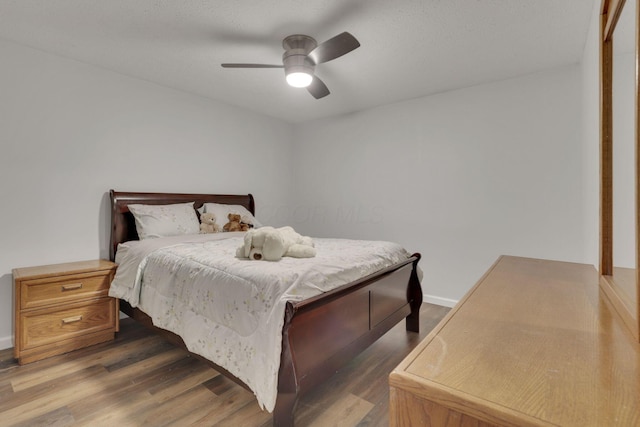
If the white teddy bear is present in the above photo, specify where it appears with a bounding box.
[199,212,221,233]
[236,226,315,261]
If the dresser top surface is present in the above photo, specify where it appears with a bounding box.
[13,259,116,280]
[391,255,640,426]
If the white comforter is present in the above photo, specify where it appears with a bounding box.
[109,232,412,412]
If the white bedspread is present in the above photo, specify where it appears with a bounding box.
[109,233,412,412]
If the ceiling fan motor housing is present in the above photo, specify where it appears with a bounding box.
[282,35,318,79]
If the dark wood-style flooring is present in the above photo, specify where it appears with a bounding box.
[0,303,449,426]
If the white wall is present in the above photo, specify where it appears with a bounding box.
[290,66,585,305]
[581,0,601,268]
[0,40,293,349]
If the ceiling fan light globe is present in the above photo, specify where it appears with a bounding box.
[286,72,313,88]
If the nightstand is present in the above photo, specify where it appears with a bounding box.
[13,259,119,365]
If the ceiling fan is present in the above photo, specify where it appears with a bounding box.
[221,32,360,99]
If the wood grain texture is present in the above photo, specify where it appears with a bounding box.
[0,303,448,426]
[390,387,499,427]
[20,271,111,310]
[20,298,116,349]
[390,256,640,427]
[13,260,118,365]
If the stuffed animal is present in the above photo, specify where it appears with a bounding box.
[199,212,221,234]
[240,214,255,230]
[236,226,316,261]
[223,213,250,232]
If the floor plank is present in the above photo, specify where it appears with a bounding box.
[0,303,449,426]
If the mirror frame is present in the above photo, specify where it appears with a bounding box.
[600,0,640,341]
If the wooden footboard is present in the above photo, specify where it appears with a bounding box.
[275,253,422,426]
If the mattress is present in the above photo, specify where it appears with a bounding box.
[109,232,412,411]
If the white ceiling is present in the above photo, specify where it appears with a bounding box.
[0,0,596,124]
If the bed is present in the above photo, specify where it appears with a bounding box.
[108,190,423,426]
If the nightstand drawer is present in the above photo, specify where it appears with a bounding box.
[20,271,111,310]
[20,298,116,351]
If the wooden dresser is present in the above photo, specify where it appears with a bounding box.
[13,259,119,365]
[389,256,640,426]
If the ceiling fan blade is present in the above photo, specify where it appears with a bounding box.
[307,76,330,99]
[221,63,283,68]
[307,32,360,65]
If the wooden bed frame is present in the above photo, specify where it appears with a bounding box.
[109,190,423,426]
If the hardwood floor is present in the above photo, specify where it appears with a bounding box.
[0,303,449,427]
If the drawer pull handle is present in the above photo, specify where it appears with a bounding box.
[62,315,83,324]
[61,283,83,291]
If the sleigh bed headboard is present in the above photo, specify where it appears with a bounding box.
[109,190,255,261]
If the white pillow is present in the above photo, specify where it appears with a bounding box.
[202,203,262,229]
[128,202,200,239]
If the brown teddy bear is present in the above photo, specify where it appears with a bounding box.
[223,213,251,232]
[200,212,221,233]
